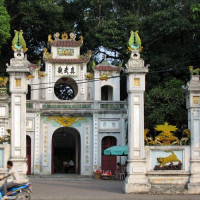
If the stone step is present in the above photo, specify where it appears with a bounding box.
[28,174,93,181]
[150,184,187,194]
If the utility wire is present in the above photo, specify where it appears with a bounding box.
[29,58,200,87]
[31,75,124,90]
[30,65,192,91]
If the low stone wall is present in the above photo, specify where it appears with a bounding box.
[0,144,10,185]
[145,146,190,193]
[150,184,187,194]
[0,143,10,171]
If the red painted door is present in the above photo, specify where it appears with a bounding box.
[26,136,31,175]
[101,137,117,174]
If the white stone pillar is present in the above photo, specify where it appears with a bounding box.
[7,49,30,181]
[93,113,99,171]
[186,75,200,194]
[84,123,91,175]
[33,113,40,174]
[124,50,151,193]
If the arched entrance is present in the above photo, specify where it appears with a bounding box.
[101,85,113,100]
[26,135,31,175]
[101,136,117,174]
[52,127,81,174]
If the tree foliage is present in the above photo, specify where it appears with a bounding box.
[1,0,200,127]
[0,0,10,55]
[145,78,187,129]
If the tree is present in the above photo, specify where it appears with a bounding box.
[1,0,199,127]
[0,0,10,55]
[144,78,187,129]
[191,3,200,21]
[2,0,78,65]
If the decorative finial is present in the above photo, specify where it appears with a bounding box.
[48,34,54,42]
[70,33,76,40]
[128,30,143,52]
[62,32,68,40]
[189,66,200,75]
[11,30,28,52]
[54,32,60,40]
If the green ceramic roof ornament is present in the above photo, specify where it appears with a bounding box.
[128,30,143,52]
[11,30,28,52]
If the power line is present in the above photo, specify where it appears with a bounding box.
[30,65,193,91]
[30,75,124,91]
[29,58,200,87]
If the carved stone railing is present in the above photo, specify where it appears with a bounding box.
[98,101,127,110]
[26,100,127,113]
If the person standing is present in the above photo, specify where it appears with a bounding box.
[69,159,75,173]
[0,161,20,200]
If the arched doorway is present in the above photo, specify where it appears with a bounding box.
[26,135,31,175]
[26,85,31,100]
[101,85,113,101]
[101,136,117,174]
[52,127,81,174]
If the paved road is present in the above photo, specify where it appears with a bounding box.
[29,176,200,200]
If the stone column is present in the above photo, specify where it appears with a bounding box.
[33,113,41,174]
[0,86,9,139]
[92,113,99,171]
[124,50,151,193]
[7,49,30,181]
[186,75,200,194]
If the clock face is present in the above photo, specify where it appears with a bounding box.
[54,83,74,100]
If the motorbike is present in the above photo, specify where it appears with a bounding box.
[0,182,31,200]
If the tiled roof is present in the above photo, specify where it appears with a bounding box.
[29,64,39,69]
[95,65,121,71]
[50,40,82,47]
[45,58,86,64]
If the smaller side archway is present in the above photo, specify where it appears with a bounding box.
[26,135,31,175]
[101,136,117,174]
[26,85,31,100]
[101,85,113,101]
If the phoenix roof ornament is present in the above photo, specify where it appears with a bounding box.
[11,30,28,52]
[128,30,143,52]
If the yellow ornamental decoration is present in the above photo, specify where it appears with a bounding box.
[46,116,87,127]
[0,77,8,86]
[99,73,111,81]
[62,32,68,40]
[144,129,154,145]
[27,74,35,80]
[155,122,178,133]
[85,73,94,80]
[79,35,84,43]
[48,34,54,42]
[183,129,190,137]
[145,124,190,146]
[154,122,178,145]
[189,66,193,71]
[189,66,200,75]
[43,48,53,60]
[157,151,181,167]
[38,70,47,79]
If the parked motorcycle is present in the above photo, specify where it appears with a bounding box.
[0,182,31,200]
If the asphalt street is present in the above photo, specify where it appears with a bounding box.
[29,176,200,200]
